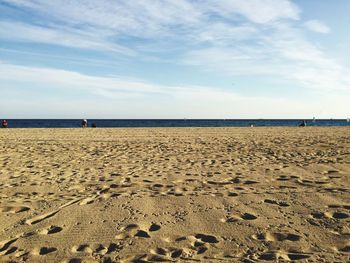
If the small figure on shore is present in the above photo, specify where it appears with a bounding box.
[2,120,8,128]
[92,123,97,128]
[82,119,88,128]
[299,120,306,127]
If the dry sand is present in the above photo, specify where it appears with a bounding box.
[0,127,349,262]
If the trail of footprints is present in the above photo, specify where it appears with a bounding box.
[1,192,349,262]
[221,212,258,223]
[71,243,121,256]
[131,232,221,262]
[115,223,161,240]
[1,130,349,262]
[253,232,301,242]
[259,250,312,261]
[3,197,347,261]
[0,224,63,258]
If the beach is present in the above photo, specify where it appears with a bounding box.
[0,127,349,262]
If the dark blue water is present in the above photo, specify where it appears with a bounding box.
[2,119,350,128]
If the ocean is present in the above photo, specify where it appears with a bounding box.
[2,119,350,128]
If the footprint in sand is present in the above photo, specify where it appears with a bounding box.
[325,169,340,175]
[94,244,109,255]
[173,234,219,256]
[311,211,349,220]
[194,233,219,243]
[2,246,17,256]
[264,199,290,207]
[135,230,151,238]
[67,258,82,263]
[149,247,183,260]
[190,240,208,255]
[0,237,18,255]
[337,241,350,253]
[276,175,299,181]
[253,232,301,242]
[325,211,349,219]
[40,247,57,255]
[32,246,57,255]
[105,243,120,254]
[328,204,350,210]
[190,234,220,255]
[222,212,258,223]
[115,224,139,240]
[72,243,119,256]
[149,223,161,232]
[71,244,93,254]
[39,225,63,235]
[259,250,311,261]
[241,213,258,220]
[115,223,152,239]
[0,205,30,213]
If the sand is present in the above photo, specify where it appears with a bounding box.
[0,127,349,262]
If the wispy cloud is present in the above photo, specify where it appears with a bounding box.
[1,0,300,50]
[2,0,300,28]
[1,0,349,118]
[0,21,135,54]
[1,62,349,118]
[304,20,331,34]
[207,0,300,24]
[0,62,164,96]
[183,20,350,92]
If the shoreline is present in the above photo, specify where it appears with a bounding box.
[2,119,349,129]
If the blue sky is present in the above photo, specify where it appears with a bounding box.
[0,0,349,118]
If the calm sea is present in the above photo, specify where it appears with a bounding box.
[2,119,350,128]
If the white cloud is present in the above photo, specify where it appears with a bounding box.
[182,21,350,92]
[3,0,299,28]
[305,20,331,34]
[0,21,135,54]
[208,0,300,24]
[193,23,258,44]
[0,0,306,72]
[0,62,164,96]
[1,0,350,118]
[1,0,300,49]
[0,62,349,119]
[1,0,203,36]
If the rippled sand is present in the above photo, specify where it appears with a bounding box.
[0,128,349,262]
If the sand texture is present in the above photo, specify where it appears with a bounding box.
[0,127,349,262]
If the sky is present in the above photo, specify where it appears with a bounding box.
[0,0,350,119]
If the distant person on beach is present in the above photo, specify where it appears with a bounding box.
[299,120,306,127]
[2,120,8,128]
[82,119,88,128]
[92,123,97,128]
